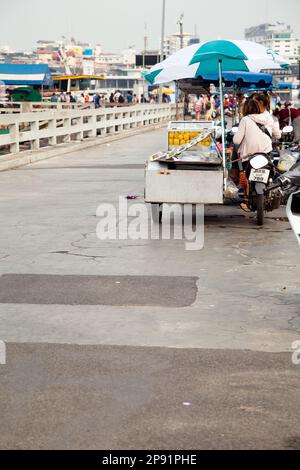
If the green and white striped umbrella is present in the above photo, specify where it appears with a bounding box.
[145,39,289,188]
[145,40,289,85]
[189,39,289,72]
[144,43,201,85]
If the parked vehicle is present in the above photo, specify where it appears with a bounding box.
[244,153,280,226]
[226,126,299,226]
[269,161,300,245]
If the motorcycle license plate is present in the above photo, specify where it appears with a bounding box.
[249,169,270,184]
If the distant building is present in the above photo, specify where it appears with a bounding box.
[135,50,161,68]
[164,32,199,57]
[0,45,11,54]
[122,48,136,66]
[245,22,300,64]
[188,38,200,47]
[97,48,136,67]
[36,40,61,53]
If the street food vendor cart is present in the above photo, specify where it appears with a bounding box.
[144,40,289,222]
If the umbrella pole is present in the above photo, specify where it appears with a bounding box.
[175,81,179,120]
[218,59,227,189]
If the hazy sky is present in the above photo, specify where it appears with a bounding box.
[2,0,300,52]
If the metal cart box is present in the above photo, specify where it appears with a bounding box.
[145,160,224,205]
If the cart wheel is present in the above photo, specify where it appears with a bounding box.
[151,204,163,224]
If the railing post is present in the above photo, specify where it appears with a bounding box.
[48,119,57,146]
[9,122,20,154]
[88,113,97,138]
[63,118,71,143]
[31,120,40,151]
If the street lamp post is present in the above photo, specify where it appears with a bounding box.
[178,13,184,50]
[159,0,166,104]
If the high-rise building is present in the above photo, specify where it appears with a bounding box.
[163,32,199,57]
[245,22,300,64]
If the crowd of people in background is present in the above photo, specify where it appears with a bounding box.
[188,89,300,139]
[192,94,219,121]
[48,87,175,109]
[48,89,169,109]
[191,92,247,121]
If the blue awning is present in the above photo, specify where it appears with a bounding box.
[199,71,273,87]
[275,83,294,90]
[0,64,53,86]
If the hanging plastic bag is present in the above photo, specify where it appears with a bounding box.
[278,150,298,173]
[224,179,239,199]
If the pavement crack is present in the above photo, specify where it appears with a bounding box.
[70,232,94,250]
[233,244,263,265]
[51,250,106,262]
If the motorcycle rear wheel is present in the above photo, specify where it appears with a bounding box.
[256,194,265,226]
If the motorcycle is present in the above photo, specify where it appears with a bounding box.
[227,126,298,226]
[287,188,300,246]
[269,161,300,246]
[280,125,294,144]
[244,153,280,226]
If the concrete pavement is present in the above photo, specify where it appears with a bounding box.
[0,127,299,449]
[1,343,300,450]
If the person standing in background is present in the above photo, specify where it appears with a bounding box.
[114,90,121,103]
[203,95,214,120]
[237,93,246,120]
[84,93,90,109]
[203,95,209,117]
[50,93,58,103]
[193,94,204,121]
[65,92,71,104]
[59,92,66,103]
[79,93,85,105]
[279,103,300,142]
[93,93,101,109]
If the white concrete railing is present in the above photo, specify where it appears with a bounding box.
[0,100,135,114]
[0,101,85,114]
[0,104,180,156]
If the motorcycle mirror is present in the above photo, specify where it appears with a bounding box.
[287,190,300,247]
[282,126,293,134]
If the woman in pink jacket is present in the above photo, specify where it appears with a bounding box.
[233,94,281,161]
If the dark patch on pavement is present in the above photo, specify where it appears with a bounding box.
[0,274,197,307]
[0,344,300,450]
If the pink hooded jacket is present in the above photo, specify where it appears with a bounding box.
[233,112,281,160]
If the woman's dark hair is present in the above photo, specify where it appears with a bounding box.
[251,92,271,112]
[243,96,261,116]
